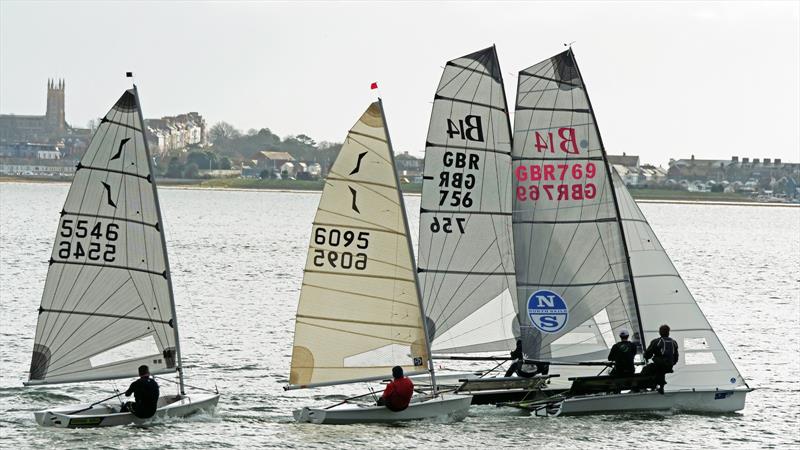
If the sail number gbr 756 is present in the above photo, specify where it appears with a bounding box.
[312,227,369,271]
[56,219,119,262]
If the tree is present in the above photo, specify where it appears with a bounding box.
[259,169,273,179]
[166,157,183,178]
[219,156,232,170]
[295,134,317,147]
[184,163,199,179]
[187,151,211,170]
[208,121,241,143]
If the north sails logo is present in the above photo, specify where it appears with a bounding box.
[527,289,569,333]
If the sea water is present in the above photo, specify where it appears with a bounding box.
[1,182,798,448]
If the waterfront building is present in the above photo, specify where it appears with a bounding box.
[145,112,207,155]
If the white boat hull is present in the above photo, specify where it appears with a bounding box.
[34,393,220,428]
[293,394,472,424]
[537,389,750,417]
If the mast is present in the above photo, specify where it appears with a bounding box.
[567,49,647,347]
[133,84,185,395]
[378,98,438,393]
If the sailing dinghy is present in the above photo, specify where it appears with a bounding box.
[417,46,562,404]
[25,86,220,427]
[286,100,472,424]
[505,48,750,415]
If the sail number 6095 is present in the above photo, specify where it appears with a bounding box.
[312,227,369,271]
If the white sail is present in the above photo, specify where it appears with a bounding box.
[27,89,179,385]
[612,171,747,390]
[418,46,518,354]
[512,49,642,361]
[289,101,430,388]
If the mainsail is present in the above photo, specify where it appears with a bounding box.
[418,46,518,354]
[613,172,747,390]
[512,49,643,361]
[289,101,430,388]
[27,88,181,385]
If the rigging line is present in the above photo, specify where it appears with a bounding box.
[60,211,158,229]
[301,283,418,307]
[348,129,387,143]
[50,259,166,277]
[326,175,397,191]
[515,217,617,224]
[304,269,414,283]
[516,59,558,111]
[39,273,132,355]
[315,207,395,234]
[425,142,512,156]
[295,319,418,345]
[297,314,423,329]
[445,60,493,78]
[39,308,171,324]
[312,221,404,236]
[44,304,152,371]
[77,164,150,181]
[520,72,581,88]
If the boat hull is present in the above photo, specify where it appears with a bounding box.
[34,393,220,428]
[533,389,750,416]
[293,394,472,424]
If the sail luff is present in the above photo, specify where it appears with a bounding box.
[377,98,437,391]
[566,49,646,347]
[133,85,185,395]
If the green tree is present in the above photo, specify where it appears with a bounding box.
[208,121,241,143]
[259,169,273,179]
[166,157,183,178]
[219,156,232,170]
[184,162,199,179]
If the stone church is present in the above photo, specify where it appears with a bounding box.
[0,79,90,157]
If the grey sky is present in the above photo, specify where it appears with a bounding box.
[1,1,798,166]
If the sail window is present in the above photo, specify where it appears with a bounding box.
[89,335,160,368]
[684,337,710,350]
[684,352,717,365]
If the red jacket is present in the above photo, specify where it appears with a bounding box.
[381,376,414,411]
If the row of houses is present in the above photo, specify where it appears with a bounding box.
[145,112,207,154]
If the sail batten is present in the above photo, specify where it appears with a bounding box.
[288,102,429,388]
[28,89,178,385]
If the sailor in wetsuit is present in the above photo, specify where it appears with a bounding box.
[504,340,549,378]
[641,324,679,394]
[120,365,160,418]
[376,366,414,412]
[608,329,637,377]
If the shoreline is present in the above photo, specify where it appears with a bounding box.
[2,177,797,207]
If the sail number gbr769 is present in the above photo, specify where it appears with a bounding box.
[312,227,369,271]
[515,127,598,201]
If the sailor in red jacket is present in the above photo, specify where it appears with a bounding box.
[376,366,414,411]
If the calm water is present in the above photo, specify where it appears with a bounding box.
[1,182,798,449]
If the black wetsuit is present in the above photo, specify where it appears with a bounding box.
[124,377,160,418]
[641,336,679,391]
[607,340,637,376]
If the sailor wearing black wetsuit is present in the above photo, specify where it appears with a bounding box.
[608,329,637,377]
[641,324,679,394]
[121,365,160,418]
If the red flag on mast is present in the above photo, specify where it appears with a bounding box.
[370,82,378,90]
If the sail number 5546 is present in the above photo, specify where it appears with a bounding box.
[57,220,119,262]
[313,227,369,271]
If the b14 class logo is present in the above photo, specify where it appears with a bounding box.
[527,290,569,333]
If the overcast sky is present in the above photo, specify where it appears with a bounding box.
[1,1,798,165]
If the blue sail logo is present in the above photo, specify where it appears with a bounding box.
[527,290,569,333]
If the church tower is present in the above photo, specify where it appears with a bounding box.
[45,78,66,134]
